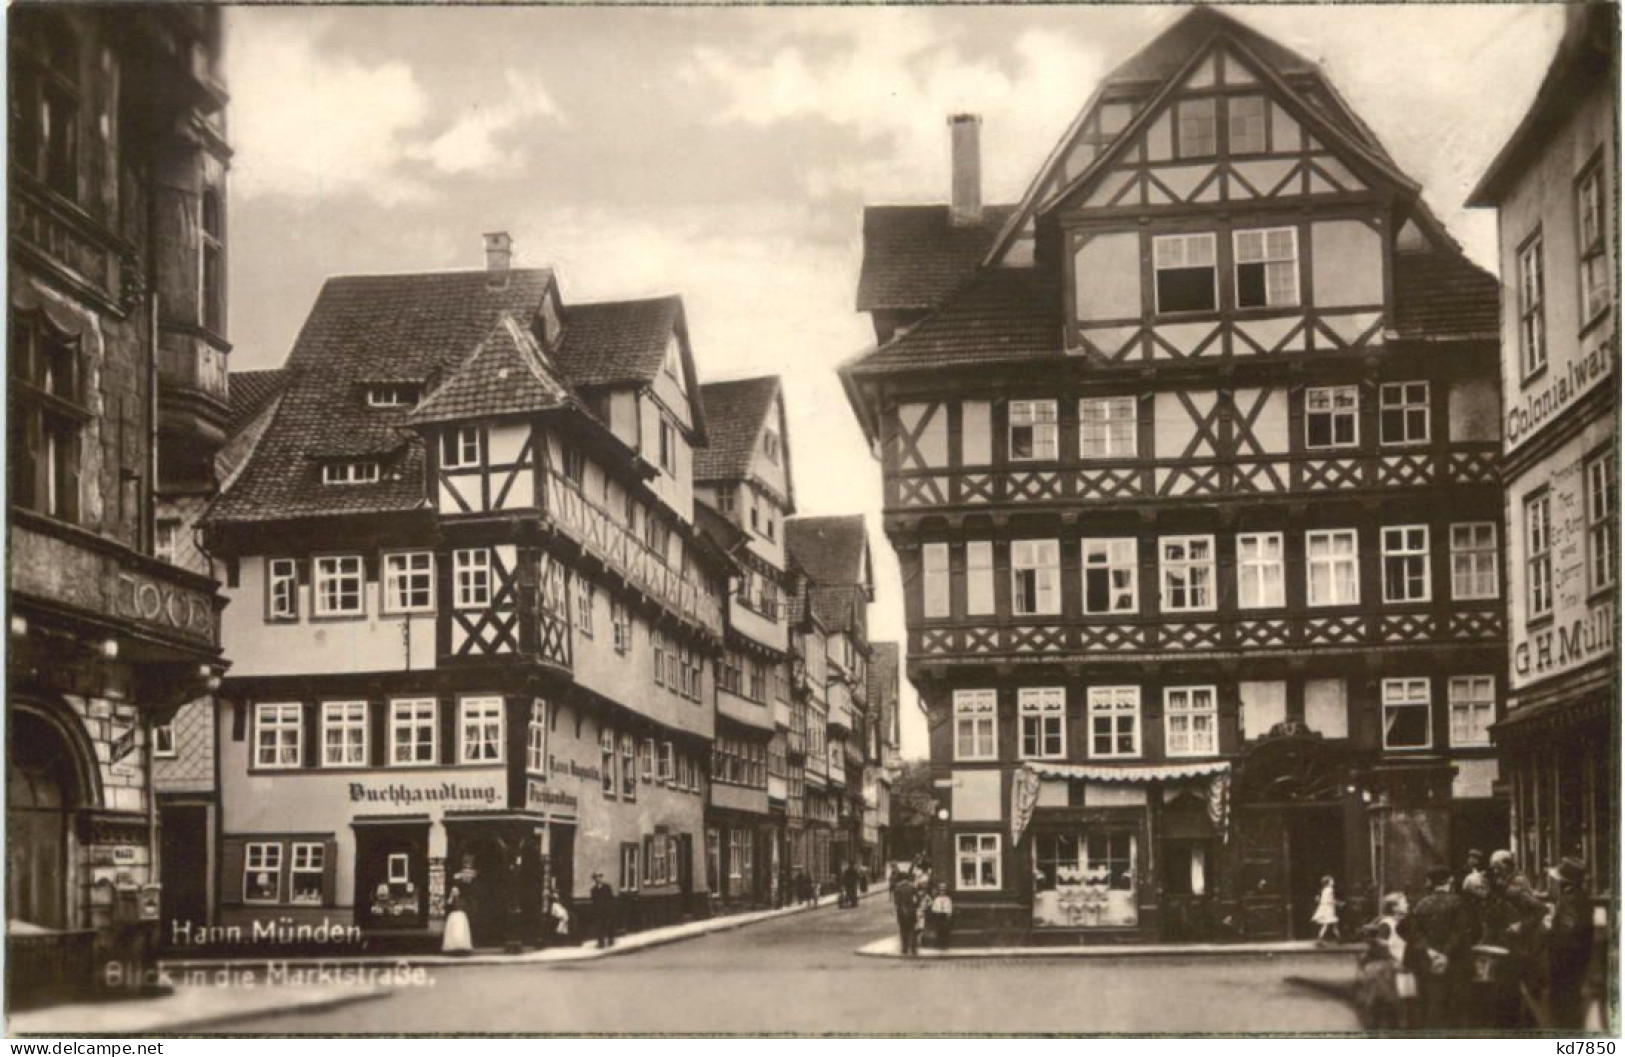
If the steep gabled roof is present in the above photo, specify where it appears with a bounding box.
[786,515,869,588]
[227,368,289,431]
[856,204,1018,313]
[847,268,1062,376]
[695,376,781,482]
[553,295,683,387]
[1390,248,1501,343]
[407,315,578,427]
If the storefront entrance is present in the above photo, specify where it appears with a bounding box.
[352,822,429,931]
[8,708,88,930]
[158,803,210,937]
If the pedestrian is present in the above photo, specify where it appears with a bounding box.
[442,855,477,954]
[892,871,920,956]
[1312,875,1342,945]
[1544,856,1594,1030]
[1460,849,1486,894]
[1408,864,1474,1029]
[926,883,954,951]
[537,876,564,948]
[1356,893,1409,1029]
[841,861,860,909]
[589,871,616,949]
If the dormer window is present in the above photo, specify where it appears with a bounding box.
[322,461,380,485]
[366,384,419,408]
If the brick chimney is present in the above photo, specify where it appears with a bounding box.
[484,231,513,274]
[948,114,983,227]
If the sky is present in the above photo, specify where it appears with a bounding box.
[222,3,1567,760]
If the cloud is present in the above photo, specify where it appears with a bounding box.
[407,71,565,176]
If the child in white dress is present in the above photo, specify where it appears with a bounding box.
[1311,875,1341,944]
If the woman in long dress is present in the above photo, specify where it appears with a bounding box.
[1312,875,1342,944]
[442,858,476,954]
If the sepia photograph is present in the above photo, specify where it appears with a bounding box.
[3,0,1618,1039]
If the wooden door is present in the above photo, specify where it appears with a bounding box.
[1234,808,1289,939]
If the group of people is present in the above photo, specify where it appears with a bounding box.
[890,859,954,955]
[441,853,574,955]
[1350,851,1596,1030]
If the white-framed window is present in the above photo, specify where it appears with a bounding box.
[290,842,325,904]
[152,722,176,758]
[922,542,951,619]
[621,734,638,800]
[652,630,666,687]
[659,741,675,783]
[1518,231,1546,379]
[953,689,998,761]
[1450,523,1499,601]
[365,384,417,408]
[1587,450,1617,592]
[1011,539,1061,616]
[1175,96,1217,158]
[389,698,437,765]
[321,701,367,767]
[441,426,480,470]
[1019,687,1066,759]
[1382,525,1431,604]
[600,727,617,797]
[1526,493,1553,619]
[1236,533,1285,609]
[1088,686,1140,759]
[321,461,380,485]
[1227,94,1267,154]
[640,738,656,781]
[267,558,299,622]
[612,600,632,654]
[1382,677,1432,750]
[966,540,995,616]
[453,548,492,610]
[1448,675,1495,748]
[1082,539,1137,614]
[620,843,641,893]
[254,703,302,769]
[1165,686,1218,757]
[527,700,548,774]
[1307,529,1360,607]
[154,518,180,565]
[312,555,364,616]
[459,696,503,763]
[1154,233,1218,313]
[1007,400,1058,461]
[1160,536,1215,613]
[382,551,434,614]
[576,574,594,637]
[1079,396,1136,459]
[956,833,1002,891]
[244,842,283,903]
[1233,227,1299,309]
[1305,386,1359,448]
[1379,382,1430,446]
[1578,159,1610,324]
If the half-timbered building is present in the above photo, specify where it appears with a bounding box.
[841,7,1506,944]
[201,237,728,946]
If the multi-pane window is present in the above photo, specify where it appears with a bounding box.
[441,426,480,469]
[652,630,666,687]
[659,741,677,783]
[1227,94,1266,154]
[966,541,995,616]
[1305,387,1359,448]
[1587,451,1617,592]
[254,703,303,769]
[1448,676,1495,748]
[1518,232,1546,378]
[454,549,492,610]
[1236,533,1285,609]
[1165,686,1218,757]
[1382,526,1431,604]
[321,461,380,485]
[268,558,299,621]
[1160,536,1215,612]
[640,738,656,782]
[1379,382,1430,445]
[621,734,638,800]
[1307,529,1360,606]
[12,15,80,200]
[1450,523,1499,600]
[321,701,367,767]
[956,834,1002,890]
[1079,397,1136,459]
[1382,677,1432,750]
[1019,687,1065,759]
[1234,228,1299,309]
[390,699,436,765]
[1089,687,1140,759]
[953,690,998,761]
[459,697,503,763]
[290,843,324,905]
[620,843,640,893]
[527,700,548,774]
[1008,400,1058,461]
[1578,160,1610,324]
[1154,233,1217,313]
[1012,540,1061,616]
[382,552,434,614]
[245,843,283,903]
[922,543,950,619]
[1176,97,1217,158]
[1082,539,1137,614]
[10,316,83,522]
[200,190,226,333]
[612,600,633,654]
[365,384,418,409]
[313,556,363,616]
[576,574,594,637]
[1526,493,1554,619]
[600,728,618,796]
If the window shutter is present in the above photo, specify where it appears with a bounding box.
[221,837,246,904]
[323,838,339,907]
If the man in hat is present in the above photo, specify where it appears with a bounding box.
[589,871,616,949]
[1545,856,1594,1029]
[1407,864,1475,1028]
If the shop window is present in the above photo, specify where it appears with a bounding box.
[382,552,434,614]
[321,701,368,767]
[313,555,364,617]
[1587,451,1617,592]
[1305,386,1359,448]
[1079,397,1136,459]
[390,698,436,765]
[1526,493,1553,619]
[10,314,84,522]
[1159,536,1215,612]
[254,703,303,769]
[290,843,325,905]
[1033,830,1140,927]
[1082,539,1137,614]
[1379,382,1430,446]
[1382,525,1431,604]
[1382,677,1431,750]
[922,543,950,619]
[1012,539,1061,616]
[441,427,481,470]
[1019,687,1066,759]
[953,689,997,761]
[459,697,503,763]
[527,700,548,774]
[1449,675,1495,748]
[1450,523,1499,600]
[1164,686,1217,757]
[1307,529,1360,606]
[1007,400,1058,461]
[1518,231,1546,379]
[453,548,492,610]
[600,727,617,797]
[1154,234,1217,313]
[956,833,1001,891]
[244,842,283,903]
[1577,159,1610,325]
[1088,687,1140,759]
[1236,533,1284,609]
[1234,227,1299,308]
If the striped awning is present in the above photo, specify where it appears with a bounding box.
[1022,760,1231,783]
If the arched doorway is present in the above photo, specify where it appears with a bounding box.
[8,707,92,929]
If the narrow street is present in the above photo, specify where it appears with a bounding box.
[203,897,1361,1034]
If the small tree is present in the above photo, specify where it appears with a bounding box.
[888,758,939,863]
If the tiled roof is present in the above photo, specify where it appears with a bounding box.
[408,315,577,427]
[856,204,1018,313]
[868,642,899,704]
[785,515,867,586]
[848,268,1061,376]
[227,368,289,431]
[808,583,861,634]
[553,295,683,388]
[694,500,749,557]
[1391,249,1501,341]
[1107,6,1318,86]
[695,376,779,482]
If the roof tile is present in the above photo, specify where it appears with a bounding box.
[695,376,780,482]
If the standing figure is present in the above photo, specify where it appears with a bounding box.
[841,861,860,909]
[589,871,616,949]
[442,856,477,954]
[1356,893,1410,1029]
[926,884,954,951]
[892,872,920,956]
[1544,856,1594,1030]
[1312,875,1342,944]
[1408,865,1474,1029]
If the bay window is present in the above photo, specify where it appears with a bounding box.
[922,542,950,619]
[441,426,481,469]
[966,541,995,616]
[454,548,492,610]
